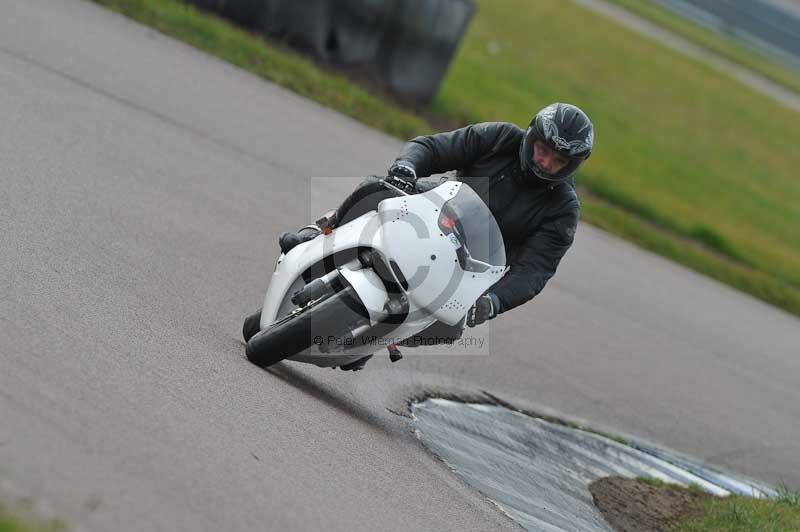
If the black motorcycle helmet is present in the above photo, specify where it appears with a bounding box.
[519,103,594,183]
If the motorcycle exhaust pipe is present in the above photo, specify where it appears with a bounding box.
[291,269,340,306]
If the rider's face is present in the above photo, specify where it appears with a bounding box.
[533,140,570,175]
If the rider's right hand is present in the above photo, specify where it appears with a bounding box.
[467,293,500,327]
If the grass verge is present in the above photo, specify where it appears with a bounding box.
[677,489,800,531]
[92,0,800,318]
[637,476,703,492]
[595,477,800,531]
[0,503,64,532]
[605,0,800,96]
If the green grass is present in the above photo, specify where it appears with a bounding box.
[0,504,64,532]
[605,0,800,96]
[93,0,800,317]
[638,475,673,488]
[634,478,800,531]
[676,491,800,531]
[637,476,703,492]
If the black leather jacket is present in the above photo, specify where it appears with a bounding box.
[396,122,580,313]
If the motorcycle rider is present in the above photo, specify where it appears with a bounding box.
[279,102,594,370]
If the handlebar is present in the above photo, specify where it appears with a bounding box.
[380,176,415,196]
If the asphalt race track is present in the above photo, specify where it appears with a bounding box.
[2,2,799,530]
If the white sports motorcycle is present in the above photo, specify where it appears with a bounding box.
[242,180,507,369]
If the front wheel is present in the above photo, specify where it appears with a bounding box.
[242,308,262,342]
[245,286,365,367]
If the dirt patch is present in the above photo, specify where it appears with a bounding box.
[590,476,715,532]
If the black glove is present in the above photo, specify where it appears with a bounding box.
[467,293,500,328]
[386,160,417,191]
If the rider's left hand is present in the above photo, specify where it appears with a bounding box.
[467,293,500,327]
[386,160,417,192]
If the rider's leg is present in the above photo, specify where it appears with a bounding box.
[335,177,440,226]
[278,176,399,253]
[333,176,396,226]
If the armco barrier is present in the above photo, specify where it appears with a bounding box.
[378,0,475,103]
[188,0,475,103]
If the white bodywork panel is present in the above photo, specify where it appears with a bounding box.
[378,182,505,325]
[260,212,382,327]
[338,267,388,325]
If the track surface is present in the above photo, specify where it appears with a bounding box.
[2,1,799,530]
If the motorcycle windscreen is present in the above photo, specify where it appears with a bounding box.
[438,184,506,271]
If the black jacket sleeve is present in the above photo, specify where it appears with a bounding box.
[396,122,521,177]
[491,207,578,313]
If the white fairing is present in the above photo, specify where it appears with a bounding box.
[258,182,507,368]
[338,267,388,325]
[260,212,382,327]
[378,182,505,325]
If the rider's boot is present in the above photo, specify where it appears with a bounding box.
[338,354,372,372]
[278,224,322,254]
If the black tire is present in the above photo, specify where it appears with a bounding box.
[242,308,262,342]
[245,287,365,367]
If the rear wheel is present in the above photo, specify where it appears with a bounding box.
[245,286,366,367]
